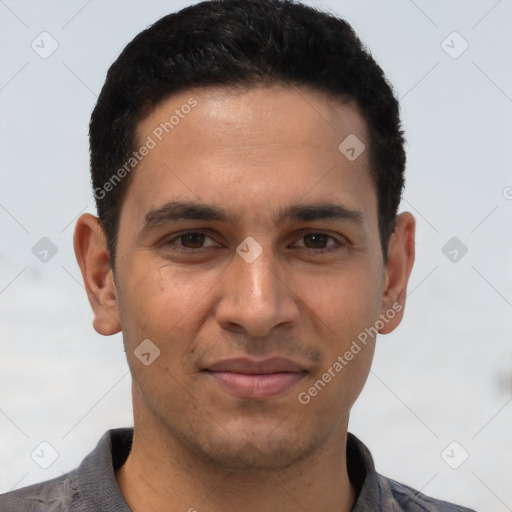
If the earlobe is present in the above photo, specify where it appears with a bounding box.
[378,212,415,334]
[73,213,122,336]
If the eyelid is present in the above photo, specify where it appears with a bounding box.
[162,230,223,250]
[289,229,346,246]
[184,233,218,246]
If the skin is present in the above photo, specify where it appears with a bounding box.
[74,85,415,512]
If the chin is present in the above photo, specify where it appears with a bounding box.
[177,418,328,470]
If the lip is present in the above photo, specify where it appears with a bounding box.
[203,357,308,399]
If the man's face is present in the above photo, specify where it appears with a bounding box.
[112,85,388,468]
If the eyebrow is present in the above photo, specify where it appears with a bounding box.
[144,201,227,227]
[276,203,363,224]
[142,200,363,230]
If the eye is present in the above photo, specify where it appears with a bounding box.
[300,233,333,249]
[291,232,344,253]
[179,233,208,249]
[164,231,222,252]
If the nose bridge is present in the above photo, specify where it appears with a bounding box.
[215,239,298,336]
[238,245,278,303]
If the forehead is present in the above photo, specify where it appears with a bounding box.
[138,85,368,158]
[123,84,376,230]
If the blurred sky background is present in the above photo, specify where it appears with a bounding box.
[1,1,511,510]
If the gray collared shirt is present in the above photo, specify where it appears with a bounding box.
[0,428,476,511]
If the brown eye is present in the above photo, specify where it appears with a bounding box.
[303,233,330,249]
[163,231,222,254]
[290,232,344,255]
[180,233,206,248]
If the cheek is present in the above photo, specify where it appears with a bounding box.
[116,268,213,401]
[116,265,218,350]
[292,264,380,405]
[293,263,382,338]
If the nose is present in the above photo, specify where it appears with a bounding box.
[214,243,300,338]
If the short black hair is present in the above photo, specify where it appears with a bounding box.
[90,0,405,267]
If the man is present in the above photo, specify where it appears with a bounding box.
[0,0,476,510]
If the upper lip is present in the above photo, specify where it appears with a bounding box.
[203,357,307,375]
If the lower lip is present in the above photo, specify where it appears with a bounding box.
[205,371,306,399]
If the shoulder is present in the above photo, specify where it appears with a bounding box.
[0,429,132,512]
[378,473,477,512]
[0,471,78,512]
[347,433,477,512]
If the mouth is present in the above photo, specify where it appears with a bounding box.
[202,357,308,400]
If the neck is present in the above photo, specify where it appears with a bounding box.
[116,418,356,512]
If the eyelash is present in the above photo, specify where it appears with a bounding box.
[162,231,345,255]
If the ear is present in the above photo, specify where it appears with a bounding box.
[73,213,121,336]
[378,212,415,334]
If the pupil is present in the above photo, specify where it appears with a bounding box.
[305,234,327,248]
[182,233,204,248]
